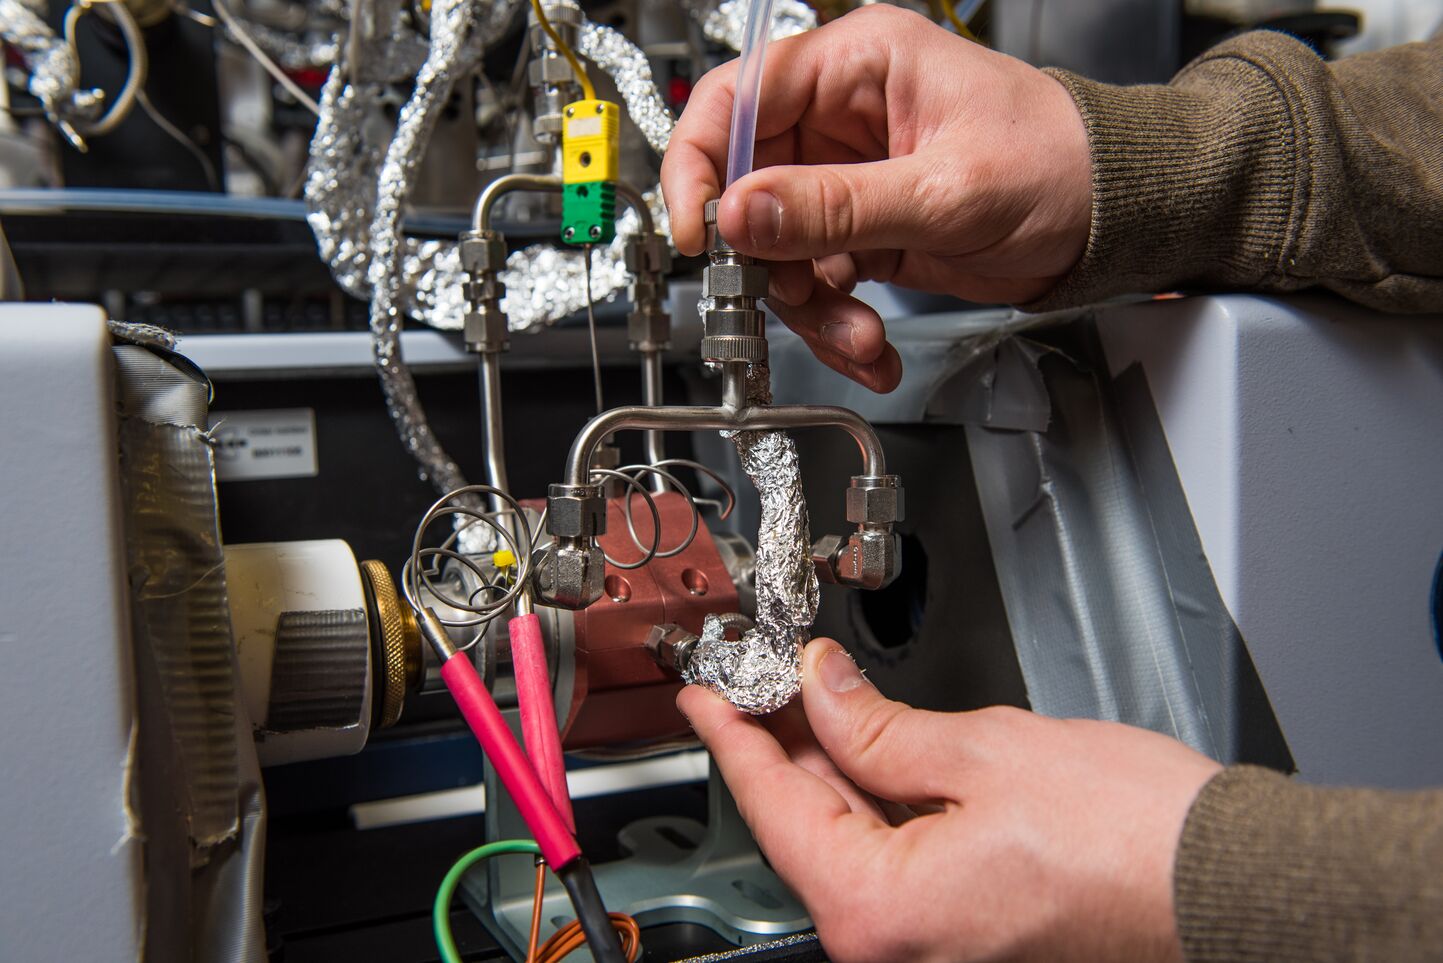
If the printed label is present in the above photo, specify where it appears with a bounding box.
[209,408,318,482]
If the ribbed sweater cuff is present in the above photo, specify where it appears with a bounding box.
[1029,33,1322,310]
[1175,765,1443,963]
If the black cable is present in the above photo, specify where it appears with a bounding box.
[556,860,627,963]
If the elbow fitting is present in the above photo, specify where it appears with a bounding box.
[813,475,905,590]
[530,541,607,610]
[533,483,608,610]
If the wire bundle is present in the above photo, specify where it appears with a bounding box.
[403,484,538,651]
[594,458,736,569]
[433,843,641,963]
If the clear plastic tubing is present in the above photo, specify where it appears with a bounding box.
[725,0,777,187]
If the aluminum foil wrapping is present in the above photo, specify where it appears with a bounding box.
[682,0,817,50]
[305,61,381,304]
[0,0,79,121]
[684,365,819,714]
[579,20,673,155]
[233,17,339,72]
[363,0,495,493]
[304,12,675,333]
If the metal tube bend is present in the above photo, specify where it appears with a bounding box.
[564,403,886,486]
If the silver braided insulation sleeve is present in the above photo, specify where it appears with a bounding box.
[684,365,819,714]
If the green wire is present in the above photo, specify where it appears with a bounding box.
[434,839,542,963]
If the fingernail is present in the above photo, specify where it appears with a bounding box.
[821,322,855,356]
[746,190,782,252]
[820,650,865,693]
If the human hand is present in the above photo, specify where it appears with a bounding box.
[661,5,1092,393]
[677,639,1221,963]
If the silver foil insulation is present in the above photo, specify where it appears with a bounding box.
[304,5,675,336]
[682,0,817,49]
[0,0,79,126]
[362,0,501,495]
[684,366,819,714]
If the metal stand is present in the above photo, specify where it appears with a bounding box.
[464,748,810,961]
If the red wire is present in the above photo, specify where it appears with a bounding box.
[510,612,575,830]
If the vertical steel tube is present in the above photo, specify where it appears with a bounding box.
[721,362,749,411]
[478,353,513,521]
[641,349,666,491]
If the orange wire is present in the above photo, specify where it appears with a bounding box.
[525,862,547,963]
[535,912,641,963]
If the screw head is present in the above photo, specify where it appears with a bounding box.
[565,106,574,117]
[589,225,602,239]
[563,227,575,240]
[595,103,604,114]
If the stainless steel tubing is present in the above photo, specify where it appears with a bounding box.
[472,173,564,232]
[613,180,655,236]
[563,403,887,487]
[641,349,666,489]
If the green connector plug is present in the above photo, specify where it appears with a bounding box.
[561,181,615,246]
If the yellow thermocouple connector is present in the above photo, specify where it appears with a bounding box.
[562,99,620,182]
[561,99,620,244]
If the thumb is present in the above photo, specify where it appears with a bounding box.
[800,639,962,805]
[718,157,939,261]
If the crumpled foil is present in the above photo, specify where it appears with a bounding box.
[684,365,819,714]
[682,0,817,50]
[304,9,675,333]
[0,0,79,122]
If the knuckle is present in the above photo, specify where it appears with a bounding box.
[850,700,909,766]
[816,168,855,249]
[846,3,907,28]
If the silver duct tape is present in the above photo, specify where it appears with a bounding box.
[685,365,818,714]
[364,0,520,493]
[0,0,79,119]
[684,0,817,50]
[580,20,674,155]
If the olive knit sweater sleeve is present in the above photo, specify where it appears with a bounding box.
[1033,30,1443,312]
[1173,766,1443,961]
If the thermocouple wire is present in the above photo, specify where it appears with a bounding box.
[584,244,604,414]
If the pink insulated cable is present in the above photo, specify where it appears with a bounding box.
[509,612,576,831]
[439,654,580,869]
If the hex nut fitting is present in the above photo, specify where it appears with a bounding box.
[644,623,699,674]
[545,483,607,539]
[530,542,607,610]
[627,304,671,351]
[458,231,507,274]
[623,234,672,275]
[463,309,508,353]
[845,475,905,526]
[702,263,769,299]
[811,533,848,585]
